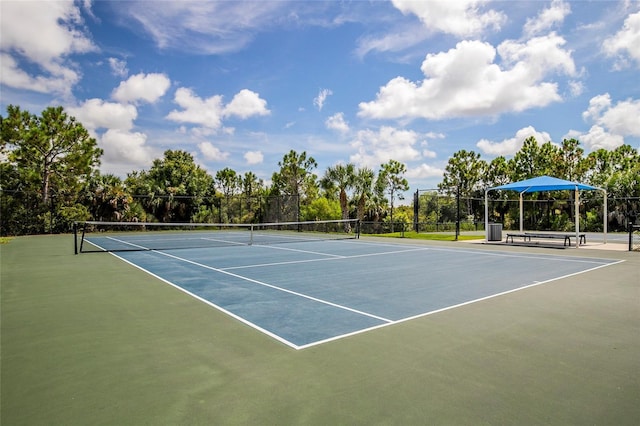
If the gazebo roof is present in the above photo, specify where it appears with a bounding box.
[490,175,599,193]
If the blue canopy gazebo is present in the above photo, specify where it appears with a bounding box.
[484,176,607,247]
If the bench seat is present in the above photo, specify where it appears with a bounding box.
[505,232,586,246]
[505,233,530,243]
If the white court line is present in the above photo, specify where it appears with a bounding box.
[423,246,616,265]
[251,243,346,258]
[349,239,615,265]
[200,236,246,246]
[223,246,430,270]
[223,256,345,270]
[106,236,150,250]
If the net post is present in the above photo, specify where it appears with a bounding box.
[250,224,254,246]
[356,220,360,239]
[79,222,86,253]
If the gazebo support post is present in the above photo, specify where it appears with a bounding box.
[603,190,607,244]
[575,188,580,248]
[519,192,524,233]
[484,189,489,242]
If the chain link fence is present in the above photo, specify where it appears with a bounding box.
[413,190,639,234]
[1,190,301,236]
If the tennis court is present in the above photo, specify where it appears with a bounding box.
[3,231,639,425]
[82,225,622,349]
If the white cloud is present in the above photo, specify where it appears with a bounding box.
[121,1,289,54]
[420,136,440,159]
[406,163,444,179]
[359,35,575,121]
[568,80,585,97]
[99,129,156,170]
[0,1,96,63]
[583,93,640,137]
[244,150,264,165]
[0,0,96,96]
[583,93,611,122]
[349,126,422,168]
[0,53,79,95]
[566,93,639,151]
[325,113,349,133]
[497,33,576,80]
[112,73,171,104]
[313,89,333,111]
[476,126,552,156]
[603,11,640,69]
[391,0,505,38]
[167,88,225,129]
[223,89,270,119]
[198,142,230,161]
[167,88,270,131]
[523,0,571,37]
[67,99,138,131]
[565,126,625,151]
[108,58,129,77]
[355,23,430,58]
[66,98,157,174]
[422,149,437,159]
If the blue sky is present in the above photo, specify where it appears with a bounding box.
[1,0,639,194]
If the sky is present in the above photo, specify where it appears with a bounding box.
[1,0,640,196]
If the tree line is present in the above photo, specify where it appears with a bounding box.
[1,105,638,236]
[1,106,410,235]
[429,137,639,232]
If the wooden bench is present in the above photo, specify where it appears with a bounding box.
[506,233,586,246]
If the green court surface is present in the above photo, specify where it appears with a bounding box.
[2,234,639,425]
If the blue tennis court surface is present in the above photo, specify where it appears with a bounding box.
[101,238,621,349]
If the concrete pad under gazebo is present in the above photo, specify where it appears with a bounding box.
[484,176,607,248]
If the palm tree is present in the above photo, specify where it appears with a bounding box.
[352,167,375,222]
[321,163,355,231]
[366,179,388,234]
[86,174,131,221]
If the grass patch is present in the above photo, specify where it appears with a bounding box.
[371,231,485,241]
[0,237,13,244]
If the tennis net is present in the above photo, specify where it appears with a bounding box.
[74,219,360,253]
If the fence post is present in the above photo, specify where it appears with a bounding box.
[73,222,78,255]
[455,186,460,241]
[413,189,419,232]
